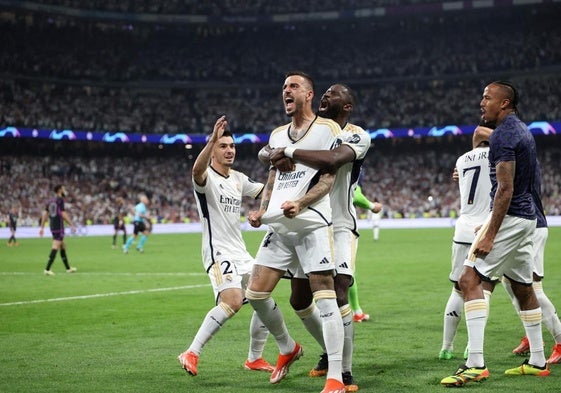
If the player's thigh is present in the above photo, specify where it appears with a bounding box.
[450,242,470,282]
[476,216,535,284]
[532,227,547,278]
[295,226,334,275]
[255,230,295,267]
[333,229,357,277]
[208,262,244,305]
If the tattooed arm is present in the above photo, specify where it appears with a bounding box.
[248,167,276,227]
[281,171,335,219]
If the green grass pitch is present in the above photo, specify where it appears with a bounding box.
[1,227,560,392]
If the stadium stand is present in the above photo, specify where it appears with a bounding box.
[1,2,560,226]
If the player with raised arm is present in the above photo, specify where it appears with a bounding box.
[178,116,272,377]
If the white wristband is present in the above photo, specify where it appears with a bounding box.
[284,146,296,159]
[368,202,375,211]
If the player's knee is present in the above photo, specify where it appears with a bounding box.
[313,289,337,302]
[290,278,313,310]
[218,302,238,317]
[245,288,271,302]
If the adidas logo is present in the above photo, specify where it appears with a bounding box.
[338,262,349,269]
[319,257,330,265]
[446,311,460,318]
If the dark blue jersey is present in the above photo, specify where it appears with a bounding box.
[533,160,547,228]
[488,114,536,220]
[46,196,65,233]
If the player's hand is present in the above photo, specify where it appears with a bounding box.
[281,201,301,219]
[473,236,493,258]
[270,148,295,172]
[257,145,272,166]
[371,202,383,213]
[210,115,227,143]
[452,167,459,182]
[248,210,264,228]
[39,228,44,237]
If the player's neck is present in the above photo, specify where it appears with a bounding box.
[290,111,317,140]
[211,163,230,177]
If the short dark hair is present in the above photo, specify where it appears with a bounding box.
[337,83,356,107]
[492,80,518,112]
[285,70,315,91]
[221,130,233,139]
[54,184,63,193]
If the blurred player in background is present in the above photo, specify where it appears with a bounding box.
[7,205,21,247]
[178,115,272,376]
[439,120,493,361]
[367,198,382,241]
[122,194,150,253]
[112,196,127,249]
[351,175,382,323]
[39,184,77,275]
[268,82,371,392]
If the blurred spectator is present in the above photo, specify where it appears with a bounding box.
[1,136,560,227]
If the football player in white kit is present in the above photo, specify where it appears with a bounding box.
[439,121,493,361]
[178,116,273,377]
[269,83,372,392]
[246,72,347,393]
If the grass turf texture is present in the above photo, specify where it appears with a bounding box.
[1,227,560,392]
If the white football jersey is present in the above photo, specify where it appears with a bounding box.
[454,146,492,243]
[332,123,371,232]
[262,116,341,234]
[193,167,264,271]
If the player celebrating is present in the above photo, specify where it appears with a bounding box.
[441,81,549,387]
[438,120,493,360]
[269,83,375,391]
[246,72,346,393]
[178,115,272,376]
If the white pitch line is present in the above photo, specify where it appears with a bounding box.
[0,272,205,276]
[0,284,210,307]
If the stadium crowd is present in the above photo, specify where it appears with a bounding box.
[2,5,561,133]
[2,135,560,228]
[21,0,481,15]
[2,3,561,229]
